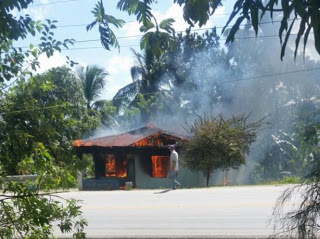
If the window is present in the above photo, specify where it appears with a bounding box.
[151,156,169,178]
[105,154,128,178]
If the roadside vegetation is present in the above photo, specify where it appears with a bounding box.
[255,176,302,185]
[1,0,320,238]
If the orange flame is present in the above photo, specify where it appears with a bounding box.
[152,156,169,178]
[132,134,164,147]
[117,160,128,178]
[73,140,84,147]
[105,156,116,177]
[105,155,128,178]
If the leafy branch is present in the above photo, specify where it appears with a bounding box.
[87,0,125,51]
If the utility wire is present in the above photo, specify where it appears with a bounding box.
[59,32,312,51]
[57,13,233,28]
[29,0,77,7]
[2,66,320,115]
[112,67,320,100]
[17,19,301,49]
[73,19,290,42]
[101,67,320,101]
[56,17,292,29]
[221,67,320,84]
[62,44,139,50]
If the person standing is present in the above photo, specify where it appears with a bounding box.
[168,145,181,190]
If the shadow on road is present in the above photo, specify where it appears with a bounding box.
[154,189,171,194]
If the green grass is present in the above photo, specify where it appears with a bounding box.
[258,176,302,185]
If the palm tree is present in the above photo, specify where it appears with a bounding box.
[113,48,166,109]
[76,65,108,109]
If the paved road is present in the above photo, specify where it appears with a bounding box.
[55,185,291,238]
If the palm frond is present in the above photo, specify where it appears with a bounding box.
[112,81,140,108]
[76,65,108,109]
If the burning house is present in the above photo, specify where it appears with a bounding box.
[73,125,213,190]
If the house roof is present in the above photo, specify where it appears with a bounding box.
[73,124,187,148]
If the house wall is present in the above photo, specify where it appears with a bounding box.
[134,154,212,189]
[81,149,250,190]
[133,153,251,189]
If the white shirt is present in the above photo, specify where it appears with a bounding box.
[170,150,179,171]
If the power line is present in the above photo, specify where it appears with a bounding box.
[111,67,320,100]
[2,66,320,115]
[17,30,311,52]
[62,44,140,50]
[221,67,320,84]
[58,31,310,51]
[69,19,288,42]
[55,17,290,30]
[56,13,233,28]
[71,19,299,43]
[17,19,301,49]
[63,13,234,27]
[29,0,77,7]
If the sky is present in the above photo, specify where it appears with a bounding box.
[16,0,320,101]
[16,0,232,100]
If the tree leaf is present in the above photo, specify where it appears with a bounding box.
[311,10,320,55]
[294,16,306,59]
[104,14,125,28]
[225,15,246,43]
[281,18,295,60]
[250,4,259,35]
[222,0,244,35]
[140,19,155,32]
[159,18,175,34]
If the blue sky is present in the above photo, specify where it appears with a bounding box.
[18,0,320,100]
[17,0,232,99]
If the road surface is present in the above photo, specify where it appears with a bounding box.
[55,185,292,238]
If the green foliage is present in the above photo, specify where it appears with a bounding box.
[93,1,320,59]
[113,28,232,125]
[117,0,158,23]
[0,1,74,84]
[272,156,320,238]
[139,18,177,58]
[0,143,87,238]
[119,106,142,128]
[76,65,109,109]
[0,67,101,174]
[222,24,320,183]
[17,143,76,190]
[92,99,119,127]
[112,48,168,122]
[182,113,265,186]
[174,0,223,27]
[87,0,125,51]
[136,93,164,122]
[175,0,320,59]
[268,95,320,238]
[256,176,301,185]
[116,0,177,58]
[0,2,98,237]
